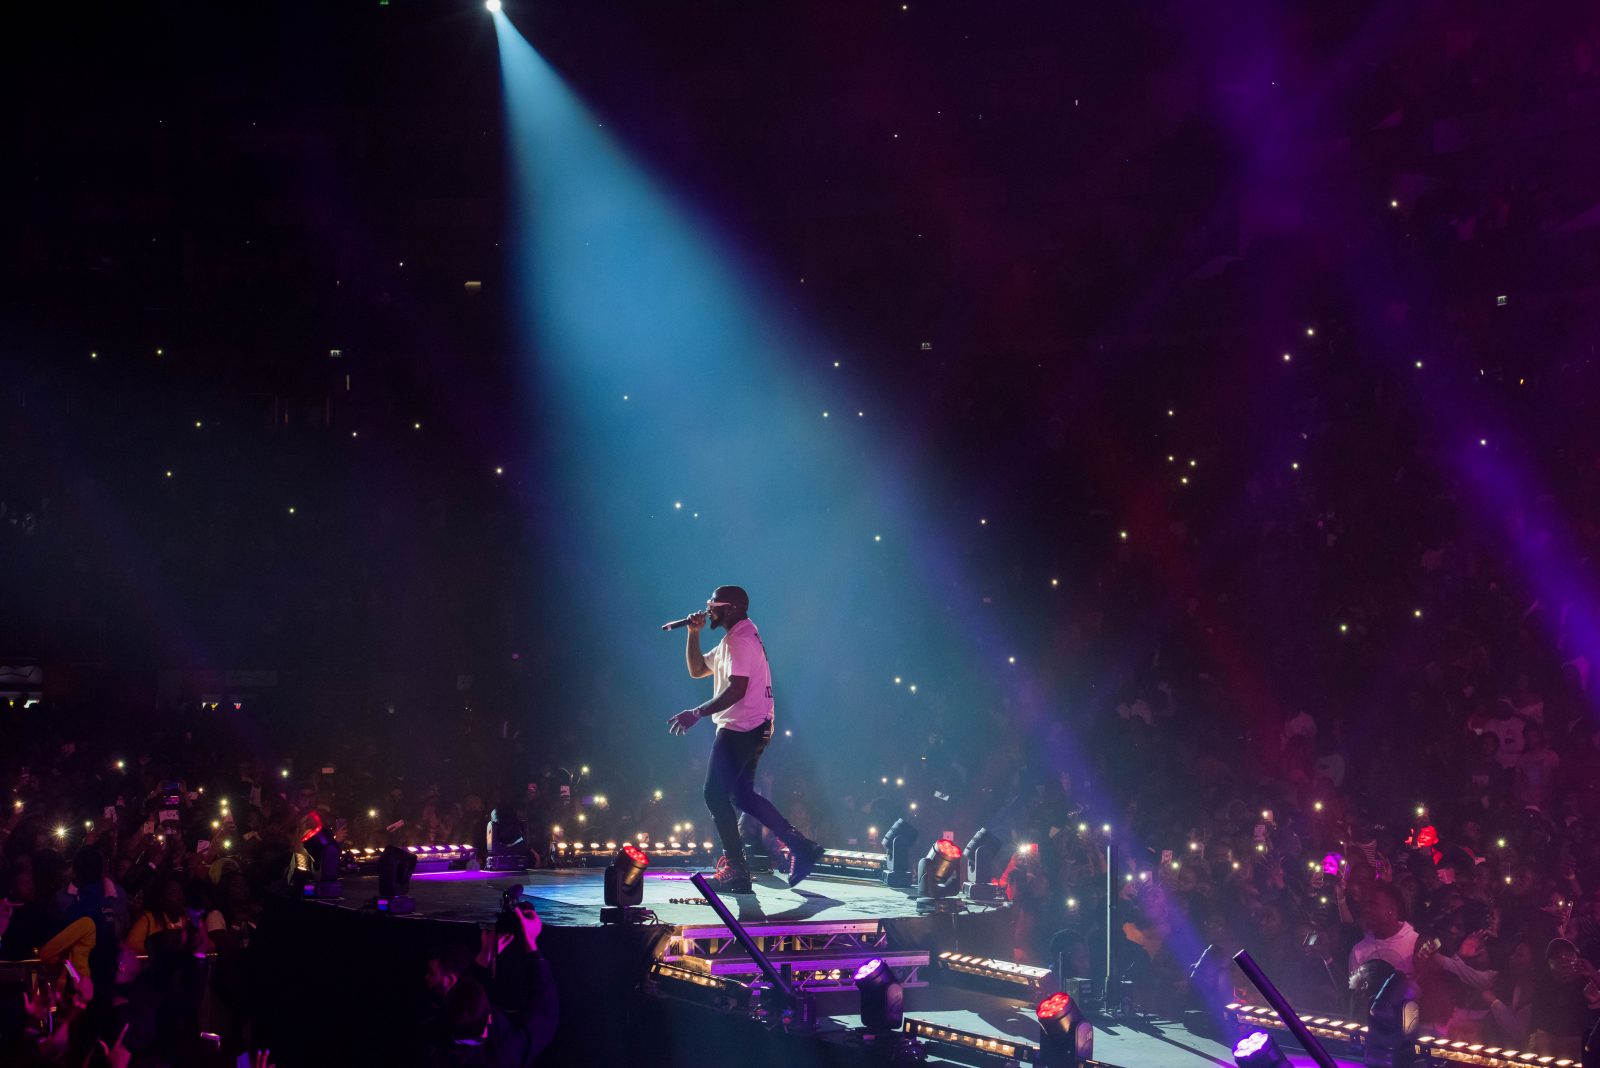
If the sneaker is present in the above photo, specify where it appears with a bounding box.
[706,854,754,895]
[786,838,826,889]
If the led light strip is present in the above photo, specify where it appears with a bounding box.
[903,1018,1038,1062]
[1416,1036,1577,1068]
[1226,1002,1367,1044]
[938,950,1053,988]
[820,848,888,866]
[1223,1002,1577,1068]
[342,844,477,856]
[650,961,726,989]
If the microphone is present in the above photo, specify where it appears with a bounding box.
[660,614,698,631]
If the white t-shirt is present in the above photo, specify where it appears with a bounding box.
[1485,714,1526,768]
[1349,920,1419,980]
[704,619,774,732]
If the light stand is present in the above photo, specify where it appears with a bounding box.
[689,871,815,1033]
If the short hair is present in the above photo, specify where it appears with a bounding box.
[713,585,750,611]
[1367,881,1406,916]
[1350,958,1397,993]
[443,975,491,1042]
[73,847,105,886]
[430,942,474,981]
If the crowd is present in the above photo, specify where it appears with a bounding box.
[9,3,1600,1066]
[6,278,1600,1061]
[919,320,1600,1061]
[0,730,558,1067]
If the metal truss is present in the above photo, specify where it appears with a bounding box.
[660,919,930,993]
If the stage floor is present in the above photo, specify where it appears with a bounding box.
[829,989,1353,1068]
[827,987,1242,1068]
[358,865,1003,928]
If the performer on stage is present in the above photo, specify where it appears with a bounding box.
[667,585,823,893]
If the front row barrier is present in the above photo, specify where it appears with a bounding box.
[1230,946,1574,1068]
[1225,1000,1586,1068]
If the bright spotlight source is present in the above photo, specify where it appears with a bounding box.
[485,0,502,11]
[1232,1030,1291,1068]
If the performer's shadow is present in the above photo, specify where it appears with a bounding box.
[736,883,845,924]
[974,1005,1043,1044]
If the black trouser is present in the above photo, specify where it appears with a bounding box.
[703,720,796,867]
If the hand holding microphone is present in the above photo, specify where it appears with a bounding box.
[661,610,707,632]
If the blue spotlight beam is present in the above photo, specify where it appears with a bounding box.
[489,12,1116,837]
[491,12,971,775]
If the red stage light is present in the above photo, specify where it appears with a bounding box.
[934,838,962,860]
[1037,991,1073,1021]
[605,842,651,912]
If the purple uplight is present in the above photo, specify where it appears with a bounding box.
[854,958,885,982]
[411,869,503,882]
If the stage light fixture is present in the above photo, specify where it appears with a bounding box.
[1224,1002,1369,1055]
[962,827,1005,901]
[485,0,501,11]
[485,807,531,872]
[295,813,343,899]
[1415,1037,1578,1067]
[1232,1030,1291,1068]
[648,961,746,1010]
[853,958,905,1032]
[903,1019,1029,1061]
[812,848,888,878]
[1365,972,1420,1068]
[1037,990,1094,1067]
[376,844,418,914]
[602,843,650,923]
[882,818,919,888]
[938,951,1053,993]
[916,838,963,907]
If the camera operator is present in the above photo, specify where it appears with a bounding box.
[427,897,557,1067]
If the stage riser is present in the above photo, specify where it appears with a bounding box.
[694,951,930,992]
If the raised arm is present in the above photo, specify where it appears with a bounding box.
[685,612,712,678]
